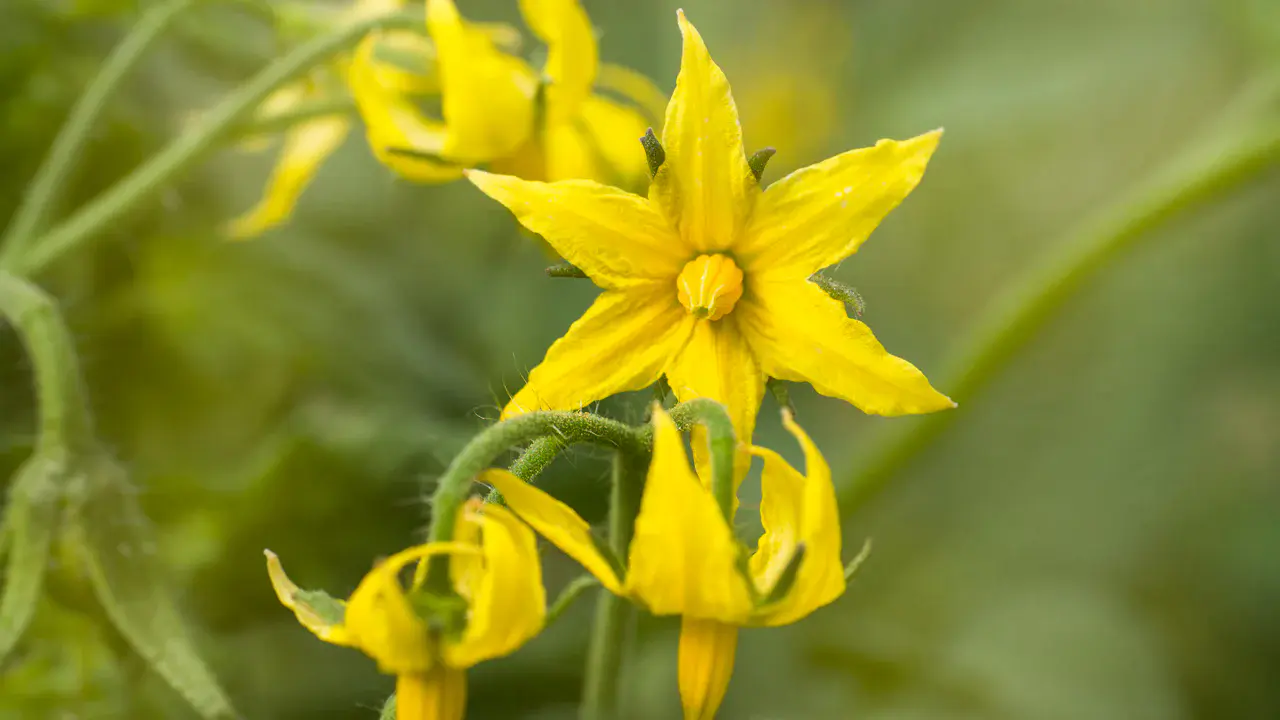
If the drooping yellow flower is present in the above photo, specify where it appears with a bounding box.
[264,500,545,720]
[228,0,425,238]
[351,0,661,188]
[467,10,953,471]
[486,406,853,719]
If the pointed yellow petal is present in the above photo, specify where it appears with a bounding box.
[627,407,753,620]
[466,171,686,288]
[349,34,463,183]
[664,319,764,489]
[344,542,477,674]
[544,95,651,189]
[502,287,693,418]
[263,550,353,646]
[445,503,547,667]
[651,10,754,253]
[741,279,954,416]
[750,413,845,627]
[482,470,625,595]
[428,0,538,161]
[519,0,597,123]
[740,130,942,279]
[395,669,467,720]
[227,115,350,238]
[678,618,739,720]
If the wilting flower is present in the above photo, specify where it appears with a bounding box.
[486,405,854,719]
[264,500,545,720]
[228,0,415,238]
[351,0,661,187]
[468,10,953,473]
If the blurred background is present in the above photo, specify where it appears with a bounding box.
[1,0,1278,718]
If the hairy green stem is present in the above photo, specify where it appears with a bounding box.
[0,272,94,453]
[660,397,736,520]
[580,452,646,720]
[484,435,566,505]
[546,575,599,628]
[837,123,1280,516]
[425,412,646,591]
[8,9,420,276]
[0,0,197,264]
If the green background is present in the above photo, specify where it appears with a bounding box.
[2,0,1278,717]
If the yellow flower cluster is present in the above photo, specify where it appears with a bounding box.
[264,5,952,720]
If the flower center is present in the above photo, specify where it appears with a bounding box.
[676,254,744,321]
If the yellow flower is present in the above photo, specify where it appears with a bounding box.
[264,500,545,720]
[228,0,420,238]
[467,10,953,474]
[351,0,661,187]
[486,406,851,719]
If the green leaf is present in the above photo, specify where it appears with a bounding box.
[0,454,63,663]
[67,456,237,720]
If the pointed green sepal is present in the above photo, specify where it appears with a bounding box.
[811,274,866,317]
[844,538,872,581]
[641,128,665,179]
[767,378,795,417]
[763,543,807,604]
[545,262,588,278]
[748,147,776,182]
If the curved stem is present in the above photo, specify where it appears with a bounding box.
[660,398,736,520]
[425,412,646,590]
[484,435,565,505]
[8,9,420,276]
[0,272,94,453]
[0,0,197,264]
[580,451,646,720]
[836,123,1280,515]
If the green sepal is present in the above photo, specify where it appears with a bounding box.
[0,453,65,663]
[545,262,587,278]
[66,454,237,719]
[767,378,795,417]
[762,542,806,605]
[292,587,347,628]
[379,693,398,720]
[641,128,665,178]
[545,575,599,627]
[747,147,776,182]
[844,538,872,581]
[810,274,866,317]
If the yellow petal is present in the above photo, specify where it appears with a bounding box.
[519,0,598,123]
[263,550,353,646]
[740,279,954,416]
[739,130,942,279]
[595,63,669,126]
[344,542,478,674]
[650,10,753,253]
[749,412,845,627]
[678,618,740,720]
[544,95,652,189]
[664,318,764,489]
[395,669,466,720]
[482,469,625,595]
[466,170,686,288]
[227,114,350,238]
[428,0,538,161]
[502,287,693,419]
[349,34,463,183]
[445,503,547,668]
[626,407,753,620]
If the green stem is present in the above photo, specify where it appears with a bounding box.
[661,398,736,521]
[7,9,420,276]
[545,575,599,628]
[580,451,646,720]
[0,0,197,265]
[425,412,646,590]
[0,272,95,453]
[231,97,356,139]
[484,435,566,505]
[836,123,1280,515]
